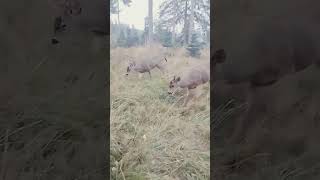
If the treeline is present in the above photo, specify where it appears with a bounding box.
[110,0,209,57]
[111,21,206,51]
[110,22,144,48]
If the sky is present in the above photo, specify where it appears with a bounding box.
[110,0,164,30]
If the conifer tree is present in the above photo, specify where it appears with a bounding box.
[186,33,201,58]
[117,30,126,47]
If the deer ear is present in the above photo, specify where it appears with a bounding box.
[128,59,135,65]
[176,76,181,81]
[173,76,176,80]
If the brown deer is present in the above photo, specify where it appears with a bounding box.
[48,0,82,44]
[168,63,210,107]
[125,55,168,78]
[212,18,320,144]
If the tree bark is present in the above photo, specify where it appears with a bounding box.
[188,0,195,44]
[148,0,153,45]
[183,0,189,46]
[172,23,176,46]
[117,0,120,24]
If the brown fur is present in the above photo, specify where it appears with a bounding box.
[168,64,210,106]
[212,17,320,144]
[212,0,320,179]
[125,55,167,78]
[48,0,82,44]
[49,0,82,17]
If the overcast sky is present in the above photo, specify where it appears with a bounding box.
[110,0,164,30]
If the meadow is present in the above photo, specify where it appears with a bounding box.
[110,45,210,180]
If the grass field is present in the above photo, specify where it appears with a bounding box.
[110,46,210,180]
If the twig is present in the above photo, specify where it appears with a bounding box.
[283,162,320,180]
[0,120,43,143]
[217,153,271,171]
[164,95,184,116]
[77,165,109,179]
[1,129,9,180]
[31,57,48,74]
[170,161,185,175]
[120,160,126,180]
[24,129,48,150]
[41,128,72,152]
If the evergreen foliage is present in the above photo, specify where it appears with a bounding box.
[186,33,201,58]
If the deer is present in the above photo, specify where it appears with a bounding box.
[167,63,210,107]
[212,18,320,144]
[48,0,82,44]
[125,55,168,78]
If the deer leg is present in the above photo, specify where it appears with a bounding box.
[148,71,152,79]
[183,88,196,107]
[52,21,61,44]
[193,88,204,104]
[156,65,165,74]
[53,16,63,34]
[52,16,67,44]
[182,89,190,107]
[194,88,202,99]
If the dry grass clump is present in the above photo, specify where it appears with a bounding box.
[110,46,210,180]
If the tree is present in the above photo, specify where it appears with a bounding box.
[117,30,127,47]
[162,31,173,47]
[110,0,118,14]
[183,0,189,46]
[159,0,191,46]
[130,26,140,46]
[148,0,153,45]
[193,0,210,45]
[110,0,132,24]
[188,0,195,44]
[143,17,149,45]
[117,0,120,24]
[126,27,131,46]
[158,0,209,46]
[186,33,201,58]
[154,21,173,47]
[158,0,182,45]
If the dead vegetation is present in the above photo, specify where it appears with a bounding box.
[110,45,210,179]
[212,66,320,179]
[212,0,320,179]
[0,0,108,179]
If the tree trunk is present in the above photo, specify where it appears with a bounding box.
[188,0,195,44]
[206,29,210,45]
[183,0,189,46]
[148,0,153,45]
[172,23,176,46]
[117,0,120,24]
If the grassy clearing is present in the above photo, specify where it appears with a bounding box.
[110,46,210,180]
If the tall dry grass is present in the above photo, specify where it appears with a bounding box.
[110,45,210,180]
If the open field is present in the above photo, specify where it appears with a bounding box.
[110,46,210,180]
